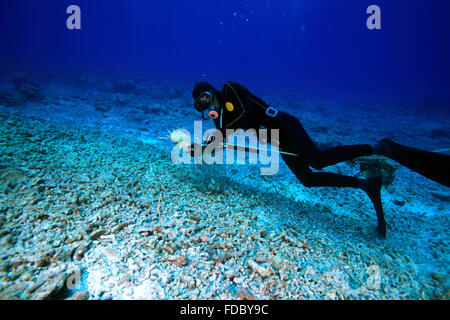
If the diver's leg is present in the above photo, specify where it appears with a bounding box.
[307,144,374,170]
[359,177,386,238]
[375,139,450,187]
[280,113,373,169]
[281,153,386,237]
[282,154,360,187]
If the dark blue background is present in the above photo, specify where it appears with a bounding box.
[1,0,449,103]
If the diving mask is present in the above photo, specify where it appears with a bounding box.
[195,91,220,120]
[194,91,214,112]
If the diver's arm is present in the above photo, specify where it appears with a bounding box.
[188,132,261,156]
[188,141,259,157]
[188,135,220,157]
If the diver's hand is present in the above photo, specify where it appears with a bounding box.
[189,143,203,157]
[205,134,215,145]
[188,136,219,156]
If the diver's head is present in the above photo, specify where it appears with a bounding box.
[192,82,220,120]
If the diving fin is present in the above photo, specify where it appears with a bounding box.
[380,139,450,187]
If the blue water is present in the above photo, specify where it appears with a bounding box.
[1,0,449,104]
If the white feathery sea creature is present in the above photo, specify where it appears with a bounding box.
[168,129,191,152]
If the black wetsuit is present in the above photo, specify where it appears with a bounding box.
[213,81,373,188]
[201,81,449,238]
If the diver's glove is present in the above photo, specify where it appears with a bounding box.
[189,138,215,157]
[189,143,201,157]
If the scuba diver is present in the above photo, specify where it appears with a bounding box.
[190,81,450,238]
